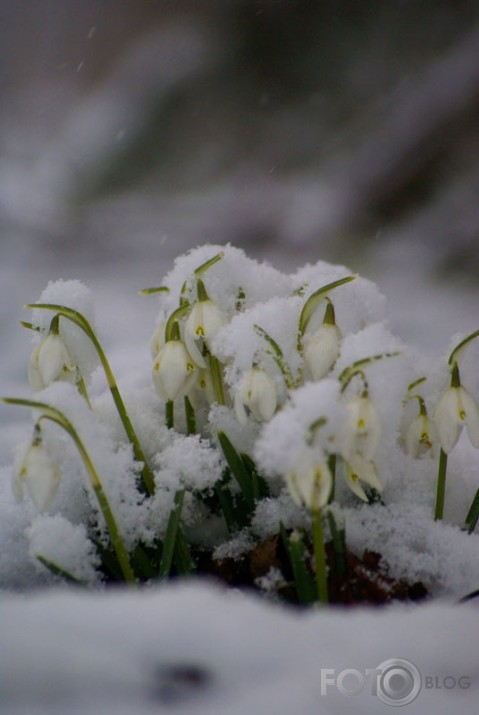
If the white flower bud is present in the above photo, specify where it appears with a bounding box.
[433,385,479,454]
[184,299,226,368]
[303,323,341,381]
[340,394,381,461]
[405,412,439,458]
[28,334,77,391]
[150,319,166,358]
[285,458,332,510]
[13,440,62,513]
[343,455,382,502]
[234,368,277,424]
[152,340,198,402]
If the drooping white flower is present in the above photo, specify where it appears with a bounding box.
[405,412,439,458]
[303,323,341,381]
[152,340,199,402]
[13,439,62,513]
[234,367,278,424]
[433,384,479,454]
[28,334,77,391]
[285,458,332,510]
[343,454,382,502]
[150,319,166,358]
[340,394,381,461]
[184,298,226,369]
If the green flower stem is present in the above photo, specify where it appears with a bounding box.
[327,453,336,504]
[26,304,154,496]
[209,354,226,405]
[465,487,479,533]
[253,324,298,389]
[449,329,479,366]
[2,398,136,584]
[184,396,196,434]
[194,251,224,276]
[339,352,401,392]
[435,449,448,521]
[76,376,92,408]
[312,507,329,604]
[166,400,174,429]
[298,275,356,346]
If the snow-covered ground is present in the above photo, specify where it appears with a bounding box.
[1,237,479,715]
[2,581,478,715]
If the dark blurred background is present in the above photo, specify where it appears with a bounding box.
[1,0,479,384]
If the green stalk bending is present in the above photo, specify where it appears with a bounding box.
[2,398,135,584]
[26,303,154,496]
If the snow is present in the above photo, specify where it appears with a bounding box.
[1,582,478,715]
[2,244,479,714]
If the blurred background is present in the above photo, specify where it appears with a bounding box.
[2,0,479,405]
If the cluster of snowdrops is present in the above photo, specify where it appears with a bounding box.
[4,245,479,602]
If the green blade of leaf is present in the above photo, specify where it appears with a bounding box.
[173,528,196,574]
[465,487,479,533]
[159,490,186,577]
[299,276,356,338]
[217,432,255,508]
[36,555,83,584]
[139,286,170,295]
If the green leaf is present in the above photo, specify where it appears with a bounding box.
[299,276,356,339]
[173,528,195,574]
[139,286,170,295]
[159,490,186,577]
[280,524,316,604]
[36,555,83,584]
[217,432,255,508]
[465,487,479,534]
[326,509,346,579]
[194,251,224,276]
[253,324,297,388]
[241,452,270,499]
[131,543,160,580]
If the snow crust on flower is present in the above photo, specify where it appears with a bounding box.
[255,379,345,478]
[293,262,386,334]
[27,515,101,584]
[158,244,290,318]
[214,295,303,380]
[31,279,99,380]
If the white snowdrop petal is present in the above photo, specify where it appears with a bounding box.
[460,388,479,448]
[303,324,341,381]
[14,442,62,513]
[434,389,463,454]
[152,341,198,401]
[235,368,277,423]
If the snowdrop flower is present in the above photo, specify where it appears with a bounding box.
[152,340,199,402]
[340,393,381,461]
[343,454,382,502]
[303,324,341,381]
[433,371,479,454]
[302,301,341,381]
[13,437,61,512]
[405,412,439,458]
[234,367,278,424]
[184,280,226,368]
[285,458,333,510]
[150,319,166,358]
[28,334,77,391]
